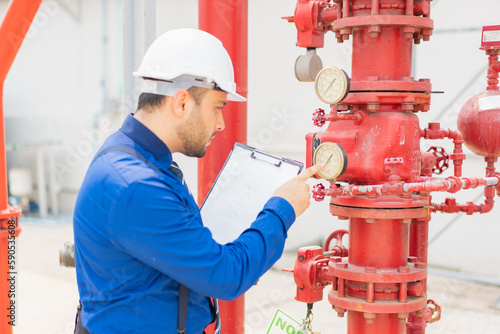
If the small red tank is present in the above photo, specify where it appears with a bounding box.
[458,90,500,158]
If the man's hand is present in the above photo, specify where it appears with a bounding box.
[272,164,324,217]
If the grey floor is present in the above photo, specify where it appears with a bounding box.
[13,222,500,334]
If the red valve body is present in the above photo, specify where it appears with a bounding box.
[287,2,499,334]
[286,1,452,333]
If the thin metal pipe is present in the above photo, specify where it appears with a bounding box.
[101,0,108,112]
[36,147,47,218]
[122,1,135,115]
[48,147,58,216]
[122,0,155,115]
[323,176,499,198]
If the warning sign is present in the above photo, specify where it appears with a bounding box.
[481,25,500,49]
[267,309,306,334]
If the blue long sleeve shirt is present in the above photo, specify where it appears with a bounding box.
[73,114,296,333]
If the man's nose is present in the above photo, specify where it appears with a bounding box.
[216,110,225,132]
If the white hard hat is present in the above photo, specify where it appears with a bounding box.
[134,28,246,102]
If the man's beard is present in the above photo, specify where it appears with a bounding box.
[176,105,213,158]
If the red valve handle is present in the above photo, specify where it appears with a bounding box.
[427,299,442,323]
[312,183,326,201]
[312,108,326,127]
[323,229,349,252]
[427,146,449,175]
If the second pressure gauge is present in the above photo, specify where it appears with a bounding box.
[314,67,350,104]
[313,142,348,181]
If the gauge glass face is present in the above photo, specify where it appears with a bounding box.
[313,142,346,180]
[314,67,349,104]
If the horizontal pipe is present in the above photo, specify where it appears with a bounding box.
[430,186,495,215]
[321,6,338,24]
[403,176,499,193]
[421,125,463,141]
[323,175,500,198]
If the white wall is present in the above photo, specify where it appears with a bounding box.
[2,0,500,278]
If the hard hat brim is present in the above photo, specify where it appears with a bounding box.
[227,91,247,102]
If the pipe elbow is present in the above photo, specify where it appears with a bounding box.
[478,186,495,213]
[449,129,464,142]
[479,200,495,214]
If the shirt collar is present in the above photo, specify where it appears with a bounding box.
[120,114,173,165]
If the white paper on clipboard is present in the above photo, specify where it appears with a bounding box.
[201,143,304,245]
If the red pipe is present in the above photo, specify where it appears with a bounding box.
[352,27,412,82]
[350,218,409,269]
[348,311,405,334]
[0,0,42,208]
[348,218,409,333]
[315,175,499,201]
[409,218,429,292]
[431,160,499,214]
[198,1,248,333]
[421,124,466,177]
[0,2,42,334]
[487,51,500,91]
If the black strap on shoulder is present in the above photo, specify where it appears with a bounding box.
[89,144,190,333]
[177,284,189,333]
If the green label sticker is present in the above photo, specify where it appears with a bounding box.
[267,309,305,334]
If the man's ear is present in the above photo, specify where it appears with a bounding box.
[171,89,190,118]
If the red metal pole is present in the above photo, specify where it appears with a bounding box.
[198,1,248,333]
[0,1,42,332]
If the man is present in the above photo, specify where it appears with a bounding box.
[73,28,322,333]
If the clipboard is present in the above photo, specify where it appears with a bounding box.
[200,143,304,245]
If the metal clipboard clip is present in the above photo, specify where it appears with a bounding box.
[250,149,283,167]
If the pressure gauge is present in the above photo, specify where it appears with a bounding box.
[313,142,348,180]
[314,67,350,104]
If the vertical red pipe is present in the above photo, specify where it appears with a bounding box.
[352,28,413,82]
[407,218,429,333]
[198,1,248,333]
[0,0,42,207]
[409,218,429,291]
[348,312,405,334]
[349,218,409,269]
[0,2,42,333]
[349,218,409,333]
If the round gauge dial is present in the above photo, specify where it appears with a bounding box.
[312,142,348,180]
[314,67,350,104]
